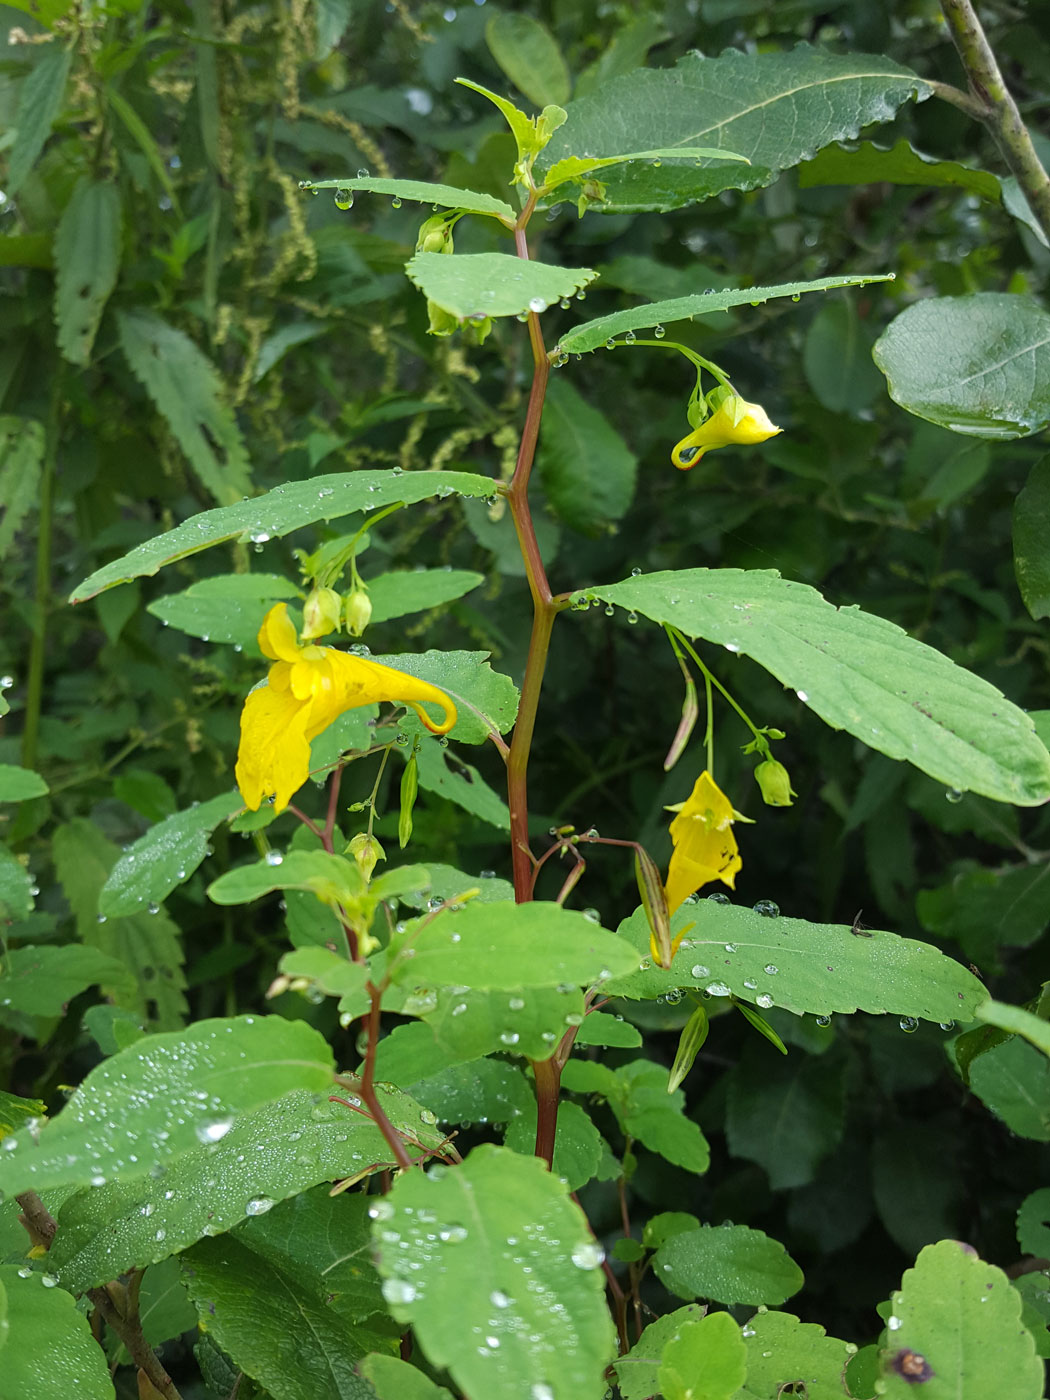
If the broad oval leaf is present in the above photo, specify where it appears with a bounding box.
[70,469,496,602]
[556,274,892,354]
[0,764,49,801]
[874,293,1050,439]
[208,850,365,907]
[607,903,988,1024]
[486,11,571,108]
[658,1310,747,1400]
[652,1223,804,1305]
[576,568,1050,805]
[0,1015,334,1197]
[306,176,516,223]
[372,1144,617,1400]
[406,251,596,321]
[147,572,299,649]
[737,1310,857,1400]
[368,567,485,625]
[99,791,243,917]
[0,1267,115,1400]
[389,900,639,990]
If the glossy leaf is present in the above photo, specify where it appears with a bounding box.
[0,1015,334,1197]
[503,1100,603,1192]
[612,1305,708,1400]
[99,791,242,917]
[799,138,1001,202]
[878,1240,1043,1399]
[307,176,515,221]
[652,1223,804,1305]
[658,1309,746,1400]
[735,1309,856,1400]
[968,1036,1050,1140]
[0,1267,115,1400]
[70,469,496,601]
[1014,457,1050,621]
[390,650,519,744]
[874,293,1050,439]
[557,274,893,354]
[358,1355,453,1400]
[208,850,365,907]
[371,1144,616,1400]
[415,982,587,1061]
[577,568,1050,805]
[405,251,596,321]
[53,178,122,366]
[975,1000,1050,1058]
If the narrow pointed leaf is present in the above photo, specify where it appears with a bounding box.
[307,177,515,222]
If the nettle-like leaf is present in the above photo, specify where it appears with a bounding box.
[0,1015,333,1197]
[540,44,931,212]
[53,177,122,366]
[0,844,35,920]
[658,1309,747,1400]
[389,650,519,744]
[878,1240,1043,1399]
[503,1100,605,1192]
[182,1188,395,1400]
[50,1091,440,1291]
[0,1267,115,1400]
[576,568,1050,805]
[405,982,588,1061]
[0,415,45,560]
[405,251,597,321]
[0,944,129,1019]
[6,44,72,195]
[368,568,485,624]
[607,904,987,1025]
[556,274,892,354]
[652,1223,804,1305]
[414,737,510,829]
[612,1305,707,1400]
[70,470,497,602]
[874,293,1050,439]
[99,791,243,917]
[371,1144,617,1400]
[306,176,516,223]
[359,1354,454,1400]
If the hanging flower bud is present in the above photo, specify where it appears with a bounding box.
[344,586,373,637]
[300,587,342,640]
[416,214,454,255]
[753,757,796,807]
[399,749,418,850]
[671,389,781,470]
[348,832,384,881]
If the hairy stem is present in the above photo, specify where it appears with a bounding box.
[939,0,1050,241]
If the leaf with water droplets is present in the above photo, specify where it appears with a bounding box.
[0,1015,334,1198]
[578,568,1050,805]
[372,1143,616,1400]
[734,1309,857,1400]
[0,1266,116,1400]
[658,1308,747,1400]
[308,175,515,221]
[877,1241,1043,1399]
[406,251,596,323]
[99,791,243,918]
[612,1305,707,1400]
[147,572,299,649]
[358,1354,454,1400]
[653,1223,804,1305]
[0,844,35,920]
[408,982,588,1061]
[182,1187,393,1400]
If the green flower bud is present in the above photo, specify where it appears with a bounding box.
[348,832,384,881]
[416,215,454,255]
[344,586,372,637]
[754,757,796,807]
[300,587,342,640]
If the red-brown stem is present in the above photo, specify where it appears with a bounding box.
[359,981,413,1170]
[288,803,325,845]
[531,1054,561,1167]
[324,762,344,847]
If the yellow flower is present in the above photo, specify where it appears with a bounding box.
[671,393,781,471]
[664,770,742,915]
[236,603,456,812]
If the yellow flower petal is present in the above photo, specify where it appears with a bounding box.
[258,602,303,662]
[235,683,313,813]
[671,395,781,471]
[664,770,742,915]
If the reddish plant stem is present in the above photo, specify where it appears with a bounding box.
[359,981,413,1170]
[324,762,344,846]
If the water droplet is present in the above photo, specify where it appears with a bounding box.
[624,329,636,345]
[724,943,738,953]
[815,1014,832,1027]
[439,1223,468,1243]
[755,993,774,1009]
[705,981,731,997]
[196,1117,233,1144]
[795,690,809,703]
[581,908,600,924]
[264,850,284,867]
[570,1241,604,1270]
[147,902,160,915]
[752,900,780,918]
[690,964,710,978]
[531,1386,555,1400]
[245,1196,275,1216]
[528,296,547,314]
[0,675,13,689]
[369,1200,395,1221]
[627,611,639,625]
[508,997,525,1011]
[899,1016,919,1034]
[763,964,778,976]
[939,1020,956,1032]
[743,978,757,990]
[653,324,666,339]
[945,788,964,804]
[96,913,107,924]
[707,892,730,905]
[499,1031,520,1046]
[334,188,354,210]
[40,1274,58,1288]
[382,1278,418,1304]
[888,1315,902,1331]
[742,1324,756,1337]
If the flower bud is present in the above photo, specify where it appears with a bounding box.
[348,832,384,881]
[344,586,372,637]
[300,586,341,640]
[416,215,454,255]
[754,757,796,807]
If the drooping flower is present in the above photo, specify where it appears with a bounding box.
[664,770,742,915]
[671,392,781,471]
[753,756,796,807]
[236,603,456,813]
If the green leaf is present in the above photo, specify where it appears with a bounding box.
[0,846,33,921]
[0,1089,47,1138]
[1017,1189,1050,1257]
[49,1092,415,1291]
[968,1036,1050,1141]
[99,791,242,917]
[591,1059,710,1175]
[878,1240,1043,1399]
[872,1122,964,1256]
[652,1224,804,1305]
[975,1000,1050,1058]
[182,1189,393,1400]
[486,12,571,107]
[577,568,1050,806]
[368,568,485,624]
[735,1309,856,1400]
[53,178,122,366]
[146,572,300,649]
[371,1144,616,1400]
[0,945,129,1018]
[917,862,1050,964]
[658,1309,746,1400]
[416,982,587,1061]
[0,1014,334,1197]
[1,0,76,26]
[538,377,637,536]
[208,850,364,906]
[105,89,180,211]
[574,1011,642,1048]
[799,138,1002,202]
[414,737,510,829]
[557,274,893,354]
[613,1306,707,1400]
[392,650,519,745]
[7,46,72,195]
[802,297,883,414]
[1014,457,1050,621]
[405,252,596,322]
[358,1355,454,1400]
[725,1044,846,1189]
[503,1100,603,1192]
[279,947,369,1013]
[0,416,44,560]
[0,1267,115,1400]
[108,1257,197,1362]
[53,818,186,1027]
[541,45,931,212]
[542,147,749,192]
[389,900,638,991]
[373,1026,532,1125]
[1014,1273,1050,1359]
[874,293,1050,439]
[70,469,497,601]
[307,176,515,222]
[608,903,987,1024]
[116,309,251,505]
[0,765,48,802]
